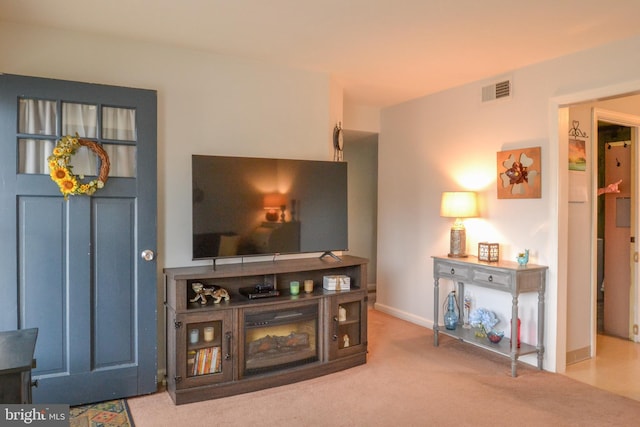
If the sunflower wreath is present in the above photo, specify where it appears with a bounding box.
[48,135,110,199]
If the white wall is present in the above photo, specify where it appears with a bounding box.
[376,35,640,372]
[344,103,380,133]
[0,21,335,373]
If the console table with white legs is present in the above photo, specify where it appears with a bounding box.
[432,255,547,377]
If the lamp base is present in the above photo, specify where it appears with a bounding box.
[265,211,279,222]
[448,227,467,258]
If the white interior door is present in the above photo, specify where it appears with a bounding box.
[593,108,640,344]
[603,137,631,338]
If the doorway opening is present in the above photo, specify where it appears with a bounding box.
[343,130,378,293]
[563,100,640,401]
[564,102,640,374]
[597,122,634,339]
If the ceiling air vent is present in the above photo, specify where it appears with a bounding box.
[482,79,511,102]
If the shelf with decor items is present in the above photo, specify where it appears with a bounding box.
[164,255,368,404]
[326,292,368,360]
[432,255,547,377]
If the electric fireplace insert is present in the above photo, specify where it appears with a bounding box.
[242,302,319,377]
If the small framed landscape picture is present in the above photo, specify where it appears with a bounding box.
[568,139,586,171]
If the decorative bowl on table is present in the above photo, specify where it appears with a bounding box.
[487,330,504,343]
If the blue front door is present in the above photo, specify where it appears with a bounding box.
[0,74,157,404]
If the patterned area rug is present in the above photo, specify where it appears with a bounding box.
[70,399,135,427]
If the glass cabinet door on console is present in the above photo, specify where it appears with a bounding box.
[173,310,233,389]
[326,291,367,360]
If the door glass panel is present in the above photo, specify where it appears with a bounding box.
[62,102,97,138]
[103,144,136,177]
[18,138,55,174]
[18,138,96,176]
[18,99,57,135]
[102,107,136,141]
[18,104,137,177]
[338,301,361,349]
[187,321,223,377]
[67,145,97,177]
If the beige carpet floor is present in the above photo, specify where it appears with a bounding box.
[128,309,640,426]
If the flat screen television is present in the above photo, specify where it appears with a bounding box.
[192,155,348,261]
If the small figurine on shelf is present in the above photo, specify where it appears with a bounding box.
[190,282,230,304]
[516,249,529,266]
[338,305,347,322]
[343,334,350,348]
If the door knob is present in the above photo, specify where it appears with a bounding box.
[141,249,155,261]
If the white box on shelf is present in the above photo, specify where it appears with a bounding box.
[323,275,351,291]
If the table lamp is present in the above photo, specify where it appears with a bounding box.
[440,191,478,257]
[263,193,287,222]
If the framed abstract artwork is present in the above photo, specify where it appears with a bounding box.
[497,146,541,199]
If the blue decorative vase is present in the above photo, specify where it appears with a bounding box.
[517,249,529,266]
[443,292,458,330]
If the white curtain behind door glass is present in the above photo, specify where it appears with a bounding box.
[103,107,136,141]
[62,103,97,138]
[62,103,98,176]
[103,144,136,177]
[19,100,136,178]
[18,99,56,174]
[102,106,137,178]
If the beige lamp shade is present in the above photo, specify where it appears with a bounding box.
[440,191,478,218]
[263,193,287,209]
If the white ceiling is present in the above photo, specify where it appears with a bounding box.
[3,0,640,107]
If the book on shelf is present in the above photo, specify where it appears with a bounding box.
[212,347,222,373]
[203,347,212,373]
[198,347,208,374]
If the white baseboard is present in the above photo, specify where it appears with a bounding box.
[373,302,433,329]
[566,346,591,365]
